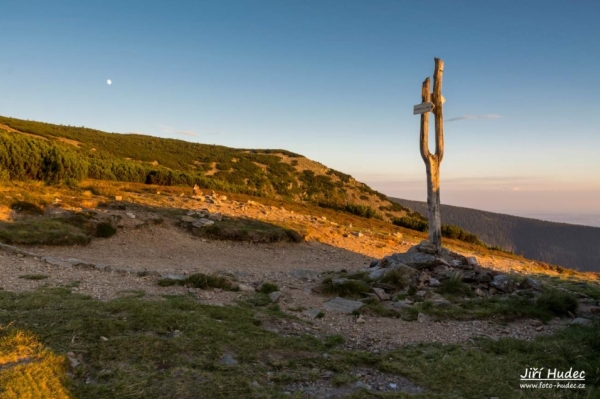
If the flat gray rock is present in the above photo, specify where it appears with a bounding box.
[303,308,322,319]
[387,252,436,269]
[570,317,592,326]
[323,297,363,313]
[219,354,238,365]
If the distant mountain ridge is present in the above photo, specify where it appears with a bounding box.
[390,198,600,272]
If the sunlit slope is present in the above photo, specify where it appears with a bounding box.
[0,116,409,221]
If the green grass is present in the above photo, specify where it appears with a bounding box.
[192,217,304,243]
[157,273,238,291]
[0,208,118,246]
[438,272,473,298]
[418,289,579,322]
[94,222,117,238]
[382,323,600,398]
[380,269,409,290]
[535,289,578,317]
[0,288,598,398]
[321,277,371,298]
[18,274,49,280]
[258,282,279,294]
[0,218,92,246]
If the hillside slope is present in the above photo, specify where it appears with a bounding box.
[0,116,409,221]
[391,198,600,272]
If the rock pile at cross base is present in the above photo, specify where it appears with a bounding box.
[365,240,541,298]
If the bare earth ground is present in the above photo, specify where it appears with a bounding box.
[0,197,571,353]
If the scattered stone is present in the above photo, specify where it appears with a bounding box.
[180,216,195,223]
[100,336,108,341]
[192,218,215,228]
[433,257,451,267]
[519,277,542,291]
[353,382,372,391]
[465,256,478,266]
[323,297,363,313]
[531,320,544,327]
[94,263,112,272]
[489,274,516,293]
[237,284,255,292]
[416,290,426,298]
[126,212,136,219]
[589,306,600,315]
[219,354,238,366]
[66,352,81,368]
[428,278,441,287]
[163,274,186,281]
[356,314,366,324]
[474,271,494,283]
[208,212,223,221]
[167,330,183,338]
[431,298,452,307]
[372,282,396,291]
[43,257,73,268]
[536,326,544,332]
[392,301,413,309]
[290,269,319,281]
[269,291,282,302]
[367,268,386,280]
[303,309,322,319]
[372,288,390,301]
[417,313,430,323]
[369,259,379,268]
[352,231,364,238]
[570,317,592,326]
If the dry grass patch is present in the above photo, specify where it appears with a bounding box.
[0,329,71,399]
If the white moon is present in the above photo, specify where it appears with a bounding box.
[107,79,112,85]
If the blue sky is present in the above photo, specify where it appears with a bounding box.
[1,1,599,223]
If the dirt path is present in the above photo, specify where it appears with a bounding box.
[0,216,570,352]
[32,221,373,278]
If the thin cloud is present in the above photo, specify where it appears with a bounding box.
[159,125,199,137]
[445,114,502,123]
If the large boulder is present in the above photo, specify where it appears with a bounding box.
[489,274,516,293]
[519,277,542,291]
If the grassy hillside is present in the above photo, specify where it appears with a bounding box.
[391,198,600,272]
[0,116,409,221]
